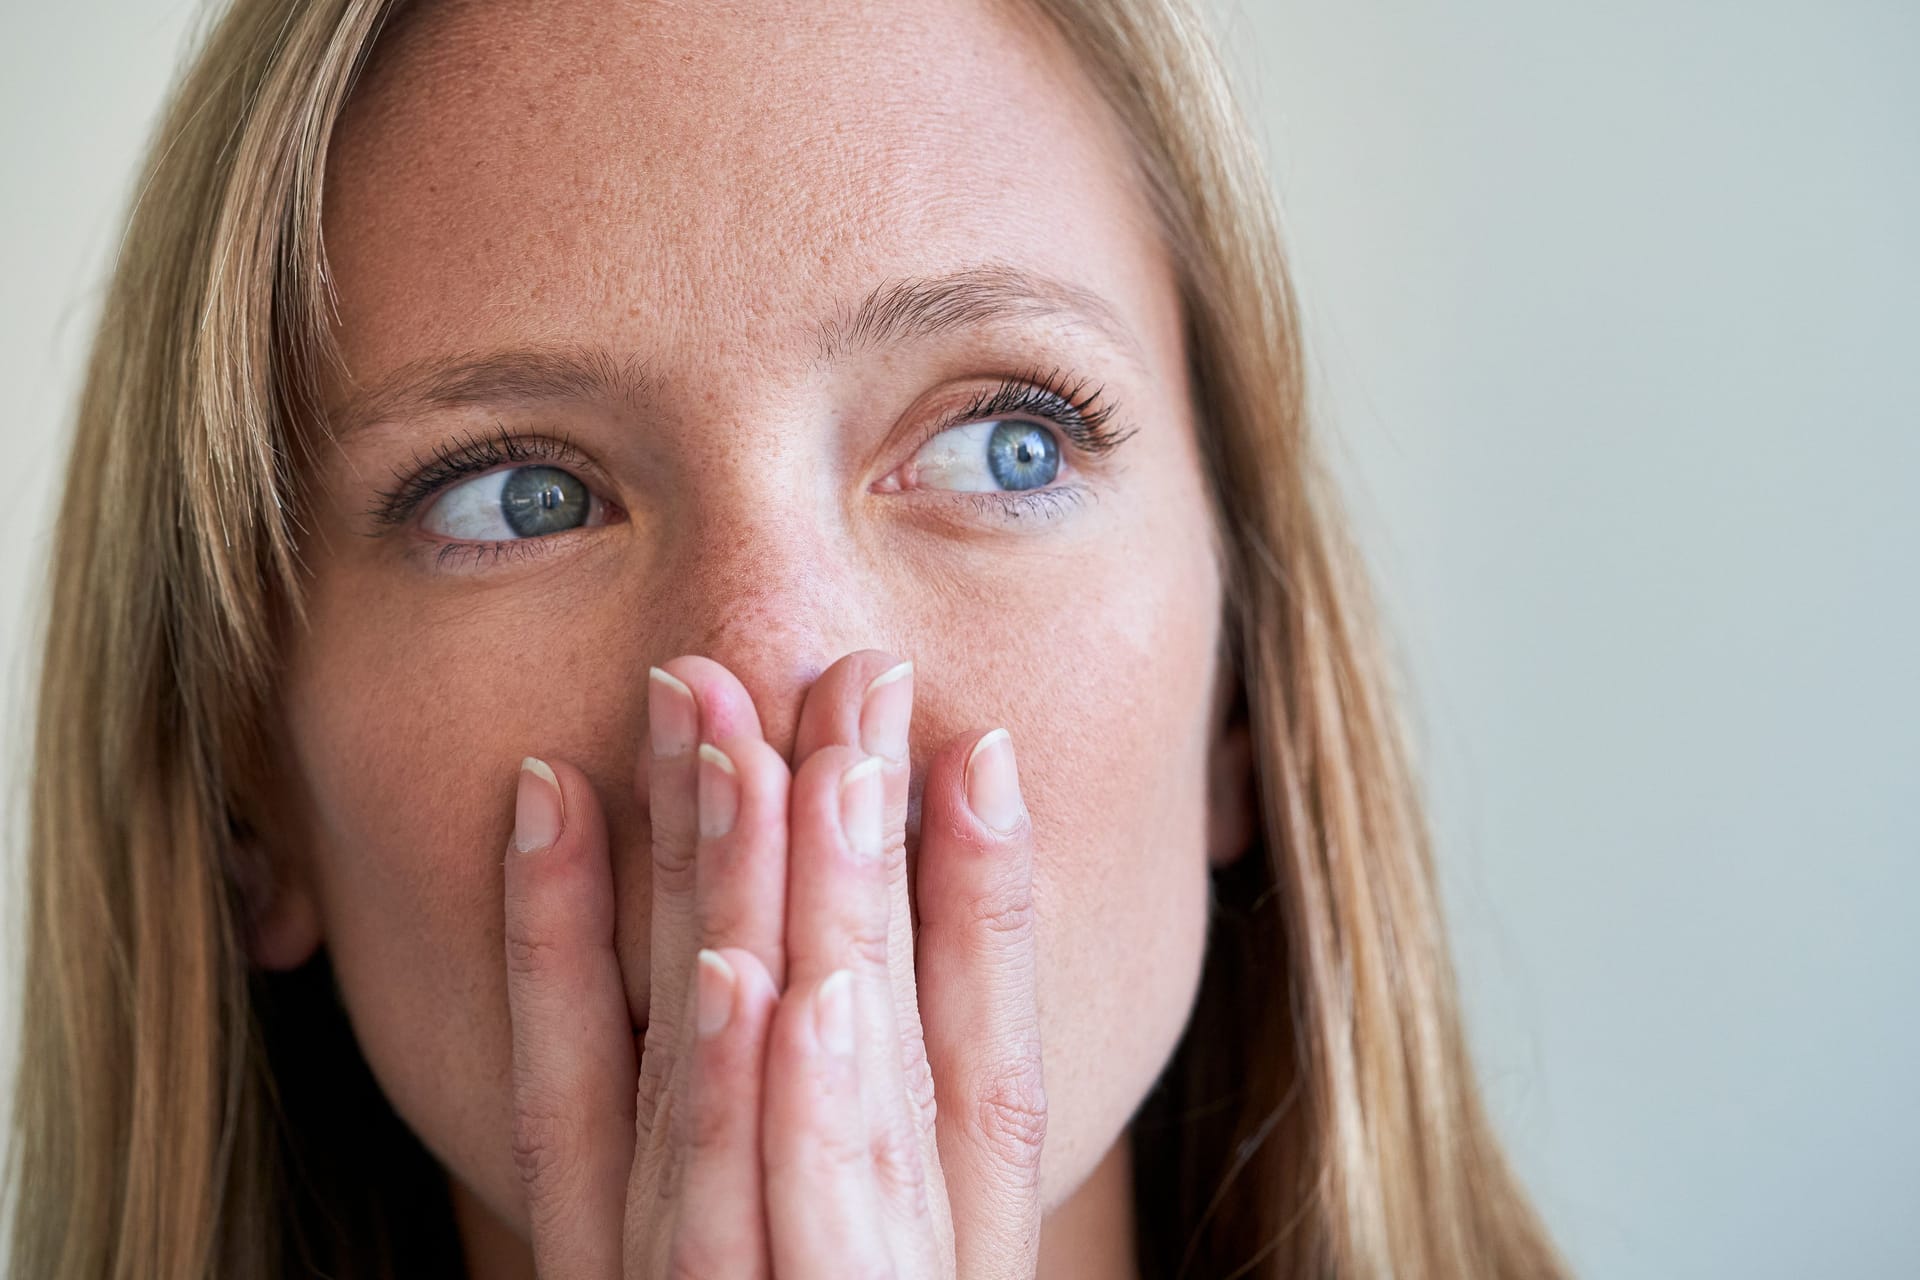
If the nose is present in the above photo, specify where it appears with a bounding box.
[651,501,885,762]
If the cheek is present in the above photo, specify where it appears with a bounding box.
[907,528,1223,1198]
[276,575,649,1192]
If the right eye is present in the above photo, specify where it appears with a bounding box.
[422,465,606,541]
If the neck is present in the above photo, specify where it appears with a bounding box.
[452,1131,1141,1279]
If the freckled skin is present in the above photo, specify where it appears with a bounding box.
[266,0,1240,1265]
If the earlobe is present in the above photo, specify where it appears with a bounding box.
[1205,672,1258,871]
[231,818,323,971]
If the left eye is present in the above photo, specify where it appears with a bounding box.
[908,419,1062,492]
[421,465,598,540]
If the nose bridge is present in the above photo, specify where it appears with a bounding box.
[661,498,864,756]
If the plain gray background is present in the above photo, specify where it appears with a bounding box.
[2,1,1914,1275]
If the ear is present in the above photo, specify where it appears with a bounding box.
[1204,655,1257,871]
[230,812,323,971]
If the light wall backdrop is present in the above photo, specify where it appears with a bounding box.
[3,1,1915,1275]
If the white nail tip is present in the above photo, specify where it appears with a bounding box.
[649,666,693,697]
[520,756,558,788]
[840,754,885,790]
[967,727,1012,768]
[863,659,914,694]
[697,742,737,774]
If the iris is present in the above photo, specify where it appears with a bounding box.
[986,421,1060,491]
[499,466,589,536]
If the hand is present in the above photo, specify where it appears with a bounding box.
[500,650,1048,1277]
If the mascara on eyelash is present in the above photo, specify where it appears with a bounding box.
[947,365,1137,456]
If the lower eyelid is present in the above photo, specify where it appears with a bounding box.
[957,485,1088,523]
[424,526,587,571]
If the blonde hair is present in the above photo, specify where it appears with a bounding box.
[5,0,1569,1276]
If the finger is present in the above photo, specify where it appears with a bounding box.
[694,731,790,989]
[792,650,916,948]
[639,657,766,1144]
[914,728,1047,1277]
[660,946,780,1278]
[503,756,634,1280]
[763,968,895,1279]
[643,719,790,1271]
[792,651,944,1187]
[786,744,937,1256]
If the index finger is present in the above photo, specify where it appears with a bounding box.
[503,755,632,1280]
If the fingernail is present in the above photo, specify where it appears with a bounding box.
[514,757,563,853]
[815,969,854,1057]
[697,742,739,839]
[965,729,1024,835]
[695,949,736,1039]
[859,659,913,764]
[648,667,697,757]
[839,755,884,859]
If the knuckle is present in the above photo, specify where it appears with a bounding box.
[900,1040,938,1134]
[503,929,558,982]
[635,1046,675,1150]
[653,837,698,897]
[693,892,752,948]
[881,826,910,880]
[812,1105,870,1170]
[973,1056,1048,1173]
[509,1097,578,1197]
[844,919,892,971]
[869,1112,929,1216]
[677,1076,732,1159]
[962,879,1036,945]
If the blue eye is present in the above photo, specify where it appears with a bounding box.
[910,419,1064,493]
[421,464,595,540]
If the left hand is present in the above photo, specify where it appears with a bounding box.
[500,648,1048,1277]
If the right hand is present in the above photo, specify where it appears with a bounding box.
[501,654,795,1276]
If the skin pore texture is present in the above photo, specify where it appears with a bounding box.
[255,0,1254,1273]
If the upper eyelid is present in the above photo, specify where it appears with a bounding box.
[910,375,1131,460]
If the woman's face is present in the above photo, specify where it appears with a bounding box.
[264,0,1247,1254]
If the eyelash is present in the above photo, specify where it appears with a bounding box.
[365,366,1135,569]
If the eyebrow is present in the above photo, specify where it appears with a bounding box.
[326,263,1150,441]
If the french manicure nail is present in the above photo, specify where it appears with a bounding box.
[697,743,739,839]
[815,969,854,1057]
[695,949,736,1039]
[648,667,697,757]
[839,755,884,859]
[514,757,563,853]
[965,728,1024,835]
[859,659,913,764]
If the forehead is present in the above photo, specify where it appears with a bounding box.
[321,0,1177,392]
